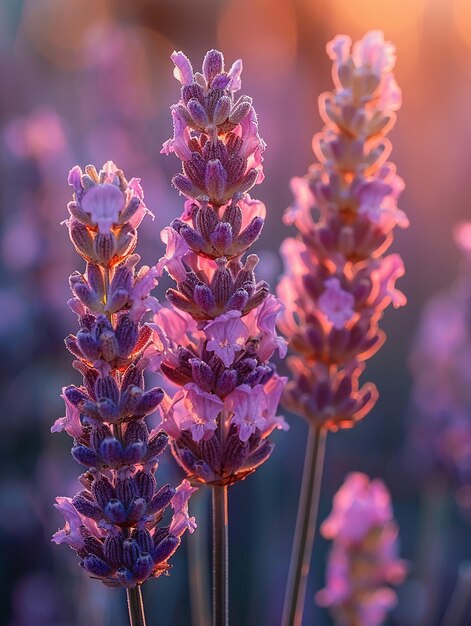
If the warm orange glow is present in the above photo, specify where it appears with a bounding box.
[217,0,297,79]
[17,0,111,68]
[328,0,427,33]
[324,0,427,77]
[454,0,471,47]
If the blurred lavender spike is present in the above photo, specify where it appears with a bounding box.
[278,31,407,626]
[316,473,407,626]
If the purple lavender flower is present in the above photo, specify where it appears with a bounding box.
[162,49,265,209]
[52,162,196,595]
[316,473,407,626]
[153,49,288,488]
[278,30,407,431]
[154,49,288,626]
[408,222,471,518]
[279,31,407,626]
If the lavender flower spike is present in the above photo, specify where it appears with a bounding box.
[317,473,407,626]
[407,222,471,518]
[278,31,407,626]
[156,48,287,488]
[52,162,196,626]
[155,49,287,626]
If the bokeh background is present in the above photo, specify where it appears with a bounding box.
[2,0,471,624]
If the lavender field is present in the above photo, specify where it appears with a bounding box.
[2,1,471,625]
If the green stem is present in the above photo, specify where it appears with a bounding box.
[188,488,211,626]
[281,425,327,626]
[212,484,229,626]
[126,586,147,626]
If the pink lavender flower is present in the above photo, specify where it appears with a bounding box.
[205,311,249,367]
[407,222,471,516]
[52,497,102,550]
[278,30,407,431]
[317,277,355,330]
[153,49,287,486]
[169,479,198,536]
[151,303,288,484]
[321,472,393,543]
[225,384,268,442]
[52,162,195,590]
[244,294,288,361]
[51,390,84,439]
[316,473,407,626]
[171,383,224,443]
[279,32,406,626]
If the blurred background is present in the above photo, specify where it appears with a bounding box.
[2,0,471,624]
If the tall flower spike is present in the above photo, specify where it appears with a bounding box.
[157,48,287,489]
[278,31,407,626]
[404,224,471,624]
[316,473,407,626]
[52,162,196,626]
[156,50,287,626]
[407,222,471,520]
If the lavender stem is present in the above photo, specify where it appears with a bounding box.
[212,484,229,626]
[126,586,147,626]
[189,489,211,626]
[281,425,327,626]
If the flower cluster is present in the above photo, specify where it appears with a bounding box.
[408,223,471,514]
[162,50,264,208]
[278,31,408,431]
[316,473,406,626]
[154,50,288,486]
[52,162,196,588]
